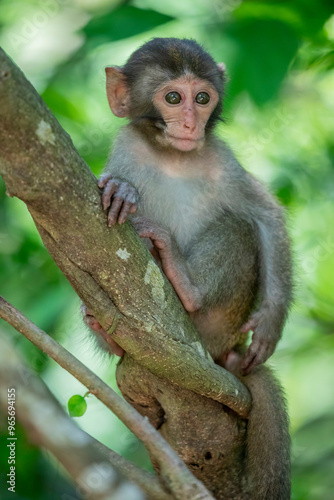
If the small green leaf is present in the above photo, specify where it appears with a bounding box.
[82,6,174,47]
[68,395,87,417]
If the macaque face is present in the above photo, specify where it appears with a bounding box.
[153,75,219,152]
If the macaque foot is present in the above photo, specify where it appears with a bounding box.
[80,304,124,357]
[98,173,139,226]
[240,312,278,375]
[219,350,243,376]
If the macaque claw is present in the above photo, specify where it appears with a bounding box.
[82,38,292,499]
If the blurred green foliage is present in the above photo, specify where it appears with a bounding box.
[0,0,333,498]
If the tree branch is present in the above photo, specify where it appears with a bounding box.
[0,296,214,500]
[0,47,251,418]
[0,334,147,500]
[92,441,174,500]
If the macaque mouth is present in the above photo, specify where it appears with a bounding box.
[167,134,204,143]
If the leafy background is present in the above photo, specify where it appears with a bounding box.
[0,0,334,498]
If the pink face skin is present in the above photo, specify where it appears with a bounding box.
[153,75,219,152]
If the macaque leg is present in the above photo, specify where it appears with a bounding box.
[81,305,124,357]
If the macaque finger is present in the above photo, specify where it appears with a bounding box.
[240,352,257,376]
[81,305,104,332]
[240,317,258,333]
[118,201,137,224]
[98,173,113,188]
[102,180,119,210]
[132,217,153,237]
[80,304,96,322]
[132,218,170,250]
[85,316,104,332]
[240,338,260,374]
[108,197,124,226]
[97,329,125,357]
[81,304,124,356]
[241,332,275,375]
[241,355,259,376]
[135,227,152,239]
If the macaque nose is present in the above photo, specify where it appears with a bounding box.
[183,109,196,133]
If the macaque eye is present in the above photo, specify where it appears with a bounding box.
[165,92,182,105]
[195,92,210,105]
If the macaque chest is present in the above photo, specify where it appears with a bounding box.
[137,170,216,249]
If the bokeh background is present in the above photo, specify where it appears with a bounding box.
[0,0,334,499]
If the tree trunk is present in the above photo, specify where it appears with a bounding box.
[0,48,252,499]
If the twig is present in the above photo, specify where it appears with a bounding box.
[0,335,146,500]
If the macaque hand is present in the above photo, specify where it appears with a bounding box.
[98,173,139,226]
[240,309,280,375]
[132,217,173,261]
[80,304,124,357]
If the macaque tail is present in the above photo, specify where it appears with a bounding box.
[244,366,291,500]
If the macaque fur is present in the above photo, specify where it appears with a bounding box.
[85,38,292,499]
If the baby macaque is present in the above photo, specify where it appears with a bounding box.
[83,38,292,499]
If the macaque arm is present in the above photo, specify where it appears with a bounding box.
[132,217,203,312]
[233,170,293,374]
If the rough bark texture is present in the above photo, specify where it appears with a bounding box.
[118,358,250,500]
[0,48,253,498]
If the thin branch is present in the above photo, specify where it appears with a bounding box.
[0,296,215,500]
[0,334,146,500]
[91,440,174,500]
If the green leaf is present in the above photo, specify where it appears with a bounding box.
[234,0,334,38]
[68,395,88,417]
[225,19,299,105]
[82,6,174,48]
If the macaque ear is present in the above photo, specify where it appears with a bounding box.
[105,66,130,118]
